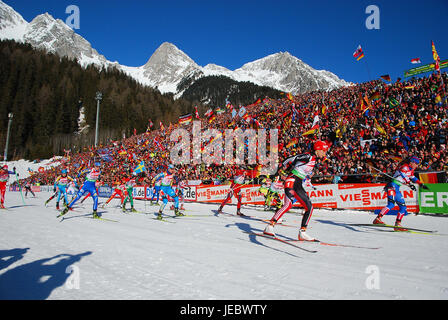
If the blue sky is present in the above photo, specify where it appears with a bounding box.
[5,0,448,84]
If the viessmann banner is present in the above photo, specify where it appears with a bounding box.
[174,183,419,213]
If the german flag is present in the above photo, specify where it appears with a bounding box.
[370,91,381,101]
[380,75,391,82]
[178,114,192,125]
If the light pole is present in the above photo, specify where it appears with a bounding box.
[3,113,13,161]
[95,92,102,147]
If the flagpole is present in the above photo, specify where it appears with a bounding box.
[364,58,372,81]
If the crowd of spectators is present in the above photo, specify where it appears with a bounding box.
[19,72,448,187]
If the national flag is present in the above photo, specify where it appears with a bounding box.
[432,40,440,71]
[215,108,225,115]
[374,119,386,135]
[148,119,154,128]
[370,91,381,101]
[353,45,364,61]
[302,126,318,136]
[133,161,146,175]
[159,121,165,131]
[204,108,213,118]
[208,114,216,123]
[404,85,415,90]
[435,94,443,105]
[194,106,200,119]
[380,75,391,82]
[411,58,421,64]
[286,93,294,101]
[238,106,247,117]
[321,104,327,115]
[179,114,193,125]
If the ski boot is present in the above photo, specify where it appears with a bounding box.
[373,216,385,225]
[157,211,163,220]
[58,207,69,218]
[263,221,276,237]
[174,208,184,217]
[93,210,100,219]
[122,206,127,213]
[130,207,137,213]
[0,203,5,209]
[180,205,186,211]
[394,221,408,232]
[217,205,223,214]
[298,227,316,242]
[56,202,60,210]
[236,209,245,216]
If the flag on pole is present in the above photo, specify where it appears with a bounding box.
[353,45,364,61]
[133,161,146,175]
[380,75,391,82]
[432,40,440,72]
[370,91,381,101]
[411,58,421,64]
[194,106,200,119]
[178,114,193,125]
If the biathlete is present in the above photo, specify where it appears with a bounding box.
[59,162,102,219]
[154,165,183,219]
[263,140,329,241]
[0,165,16,209]
[122,176,137,213]
[264,176,283,211]
[150,175,162,205]
[49,169,76,210]
[373,156,429,231]
[217,170,248,216]
[102,179,126,208]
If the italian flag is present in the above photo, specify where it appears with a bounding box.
[411,58,421,64]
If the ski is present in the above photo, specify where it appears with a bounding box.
[244,232,318,253]
[286,239,381,250]
[92,216,119,223]
[348,223,437,233]
[260,219,297,228]
[152,217,176,223]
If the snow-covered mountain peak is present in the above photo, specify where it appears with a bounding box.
[0,0,28,42]
[0,1,351,96]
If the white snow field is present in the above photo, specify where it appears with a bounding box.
[0,191,447,300]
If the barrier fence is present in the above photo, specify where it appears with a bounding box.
[12,182,448,214]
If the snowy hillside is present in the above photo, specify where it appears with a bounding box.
[2,158,63,182]
[1,192,447,300]
[0,0,350,96]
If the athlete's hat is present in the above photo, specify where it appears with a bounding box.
[410,156,420,164]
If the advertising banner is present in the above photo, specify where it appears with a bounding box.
[418,183,448,214]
